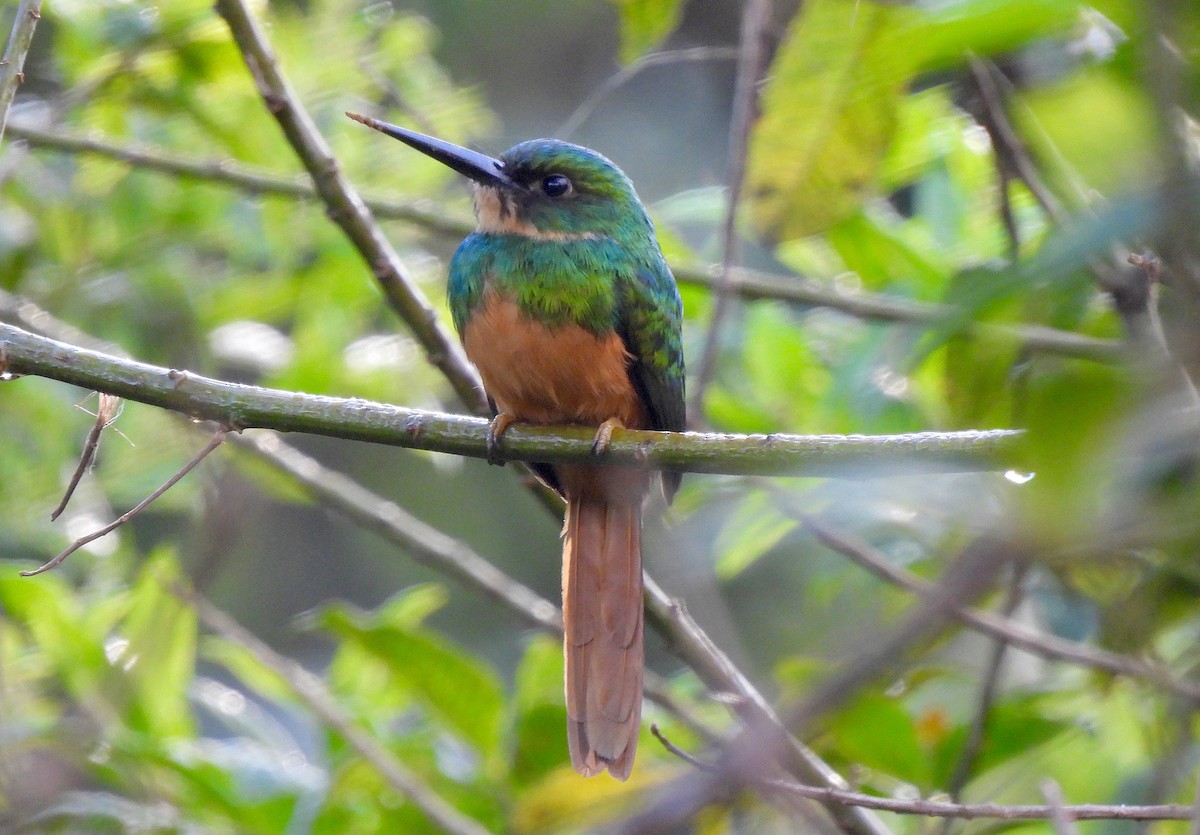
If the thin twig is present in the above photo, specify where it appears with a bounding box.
[616,538,1011,834]
[0,323,1023,478]
[4,122,474,237]
[0,0,41,143]
[5,124,1122,363]
[555,47,739,138]
[650,723,716,771]
[23,426,230,576]
[212,0,486,413]
[968,57,1064,225]
[186,590,492,835]
[1191,770,1200,835]
[1041,779,1079,835]
[941,562,1028,810]
[49,392,123,521]
[642,578,894,835]
[758,780,1193,823]
[687,0,772,425]
[795,511,1200,702]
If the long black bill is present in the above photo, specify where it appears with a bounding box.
[346,112,513,189]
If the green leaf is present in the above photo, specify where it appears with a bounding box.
[824,693,930,785]
[318,601,505,759]
[747,0,912,239]
[121,550,197,737]
[714,491,798,578]
[908,0,1082,72]
[608,0,684,64]
[826,210,948,296]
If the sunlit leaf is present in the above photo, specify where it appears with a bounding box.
[608,0,684,64]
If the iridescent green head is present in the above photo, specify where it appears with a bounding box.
[347,113,652,241]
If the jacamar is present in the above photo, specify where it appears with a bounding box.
[348,112,685,780]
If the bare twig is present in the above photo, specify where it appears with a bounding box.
[941,562,1028,810]
[651,723,716,771]
[235,429,884,835]
[4,122,474,237]
[796,511,1200,702]
[616,538,1011,833]
[688,0,772,425]
[4,124,1122,363]
[23,426,230,577]
[968,57,1064,225]
[1191,771,1200,835]
[49,392,123,521]
[0,323,1023,478]
[186,590,492,835]
[0,0,41,143]
[1042,779,1080,835]
[642,580,896,835]
[212,0,486,413]
[760,780,1193,823]
[555,47,739,138]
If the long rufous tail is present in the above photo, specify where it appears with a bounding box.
[560,465,646,780]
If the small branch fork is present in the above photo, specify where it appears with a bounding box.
[22,426,230,577]
[648,724,1194,824]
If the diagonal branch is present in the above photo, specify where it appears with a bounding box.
[797,512,1200,702]
[0,322,1022,478]
[212,0,486,413]
[0,0,41,143]
[186,590,493,835]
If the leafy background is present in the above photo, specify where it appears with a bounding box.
[1,0,1199,832]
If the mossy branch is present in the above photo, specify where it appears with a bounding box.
[1,323,1022,478]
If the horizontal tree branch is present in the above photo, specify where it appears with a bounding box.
[5,121,1120,363]
[0,292,881,835]
[765,780,1194,823]
[0,323,1022,478]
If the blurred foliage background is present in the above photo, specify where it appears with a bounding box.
[1,0,1200,832]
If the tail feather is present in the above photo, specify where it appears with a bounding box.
[562,466,646,781]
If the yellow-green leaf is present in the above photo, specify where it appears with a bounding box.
[746,0,913,240]
[608,0,684,64]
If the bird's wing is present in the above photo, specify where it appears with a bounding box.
[615,258,686,497]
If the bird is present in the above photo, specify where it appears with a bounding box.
[347,111,685,780]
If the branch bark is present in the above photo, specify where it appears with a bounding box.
[212,0,486,412]
[0,0,41,143]
[0,322,1022,478]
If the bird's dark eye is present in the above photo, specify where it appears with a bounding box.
[541,174,572,198]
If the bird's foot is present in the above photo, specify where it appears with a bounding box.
[486,413,518,465]
[591,417,625,456]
